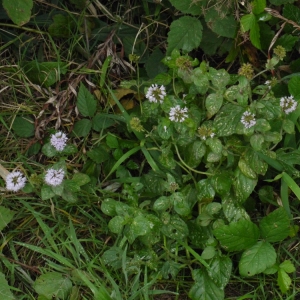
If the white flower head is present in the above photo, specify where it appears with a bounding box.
[280,96,298,114]
[50,131,68,151]
[241,111,256,128]
[169,105,188,123]
[265,80,271,89]
[6,171,26,192]
[145,84,166,103]
[45,168,65,186]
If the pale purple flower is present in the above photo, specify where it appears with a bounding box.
[280,96,297,114]
[50,131,68,151]
[169,105,188,123]
[45,168,65,186]
[145,84,166,103]
[241,111,256,128]
[6,171,26,192]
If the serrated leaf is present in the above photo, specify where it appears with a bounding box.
[277,269,292,293]
[12,116,34,137]
[280,260,296,273]
[213,219,259,252]
[259,207,290,242]
[207,255,232,289]
[0,272,14,299]
[241,14,256,32]
[239,241,276,276]
[34,272,72,299]
[3,0,33,26]
[168,0,202,15]
[189,269,224,300]
[87,145,110,164]
[252,0,266,15]
[92,114,115,131]
[145,48,167,78]
[77,83,97,117]
[167,16,202,54]
[72,119,92,137]
[0,206,15,231]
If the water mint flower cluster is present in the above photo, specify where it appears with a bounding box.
[50,131,68,151]
[5,131,68,192]
[169,105,188,123]
[5,171,26,192]
[280,96,297,114]
[45,168,65,186]
[240,111,256,129]
[145,84,166,103]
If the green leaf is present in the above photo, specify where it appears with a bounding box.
[161,215,189,240]
[145,48,167,78]
[213,219,260,252]
[214,103,244,136]
[153,196,171,212]
[77,83,97,117]
[34,272,72,299]
[108,216,124,234]
[184,140,206,168]
[207,255,232,289]
[0,206,15,231]
[41,185,56,200]
[71,173,90,186]
[240,14,261,49]
[280,260,296,273]
[192,69,210,94]
[168,0,202,15]
[252,0,266,15]
[23,61,68,87]
[106,134,119,149]
[189,269,224,300]
[48,14,76,38]
[239,241,276,276]
[172,192,190,216]
[127,215,153,243]
[250,134,264,151]
[167,16,202,54]
[209,68,231,89]
[233,169,258,202]
[201,246,216,260]
[197,179,215,202]
[277,269,292,293]
[288,76,300,99]
[259,207,290,242]
[42,143,57,158]
[211,172,232,197]
[205,8,237,38]
[238,158,257,179]
[206,93,223,118]
[92,114,116,131]
[283,119,295,134]
[87,145,110,164]
[0,272,14,299]
[12,116,34,137]
[222,196,250,222]
[72,119,92,137]
[3,0,33,26]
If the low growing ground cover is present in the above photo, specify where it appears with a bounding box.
[0,0,300,299]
